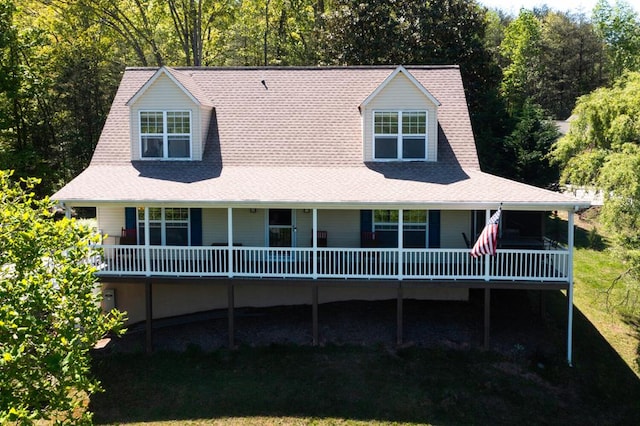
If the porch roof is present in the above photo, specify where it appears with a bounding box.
[55,162,588,211]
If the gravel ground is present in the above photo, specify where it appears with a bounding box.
[97,289,561,359]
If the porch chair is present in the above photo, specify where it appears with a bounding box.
[361,231,377,248]
[120,227,137,245]
[312,230,328,247]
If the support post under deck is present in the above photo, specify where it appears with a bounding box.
[145,280,153,354]
[483,288,491,350]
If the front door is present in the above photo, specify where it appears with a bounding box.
[268,209,294,247]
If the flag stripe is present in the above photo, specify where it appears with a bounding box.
[470,209,501,258]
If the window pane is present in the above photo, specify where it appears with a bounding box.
[269,228,292,247]
[168,136,190,158]
[375,137,397,159]
[402,112,426,134]
[374,210,398,223]
[166,226,188,246]
[374,112,398,134]
[403,136,425,159]
[165,208,189,221]
[269,209,292,226]
[403,210,426,224]
[167,112,190,134]
[142,136,163,158]
[140,112,163,134]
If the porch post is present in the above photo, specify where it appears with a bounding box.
[484,209,491,281]
[228,282,235,348]
[144,207,151,276]
[145,280,153,353]
[312,208,318,279]
[227,208,234,278]
[483,288,491,350]
[398,209,404,280]
[312,285,319,345]
[567,209,575,366]
[397,284,403,346]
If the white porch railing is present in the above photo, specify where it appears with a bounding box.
[96,245,570,282]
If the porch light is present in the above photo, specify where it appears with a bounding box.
[303,209,311,213]
[250,208,257,213]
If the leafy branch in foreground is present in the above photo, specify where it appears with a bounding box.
[0,170,126,424]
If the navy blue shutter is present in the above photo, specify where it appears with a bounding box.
[360,210,373,232]
[125,207,136,230]
[190,208,202,246]
[428,210,441,248]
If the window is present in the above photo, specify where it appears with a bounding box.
[268,209,293,247]
[137,207,190,246]
[373,111,427,160]
[140,111,191,159]
[374,210,427,248]
[373,210,427,231]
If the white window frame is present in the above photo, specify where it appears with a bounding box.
[137,207,191,246]
[373,210,427,232]
[139,110,192,160]
[373,110,428,161]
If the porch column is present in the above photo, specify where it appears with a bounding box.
[397,284,403,346]
[227,208,234,278]
[484,288,491,350]
[312,208,318,279]
[484,209,491,281]
[228,282,235,348]
[567,209,575,366]
[312,285,319,345]
[64,204,72,219]
[145,280,153,353]
[144,207,151,276]
[398,209,404,280]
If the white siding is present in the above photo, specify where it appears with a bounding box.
[202,208,228,245]
[440,210,471,249]
[317,210,360,247]
[97,205,125,245]
[129,73,205,161]
[363,72,438,162]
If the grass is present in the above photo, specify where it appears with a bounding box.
[88,210,640,425]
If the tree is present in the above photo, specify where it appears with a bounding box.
[538,11,607,119]
[504,100,560,187]
[552,72,640,300]
[499,9,542,113]
[0,170,125,424]
[593,0,640,79]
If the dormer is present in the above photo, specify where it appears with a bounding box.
[126,67,213,161]
[361,66,440,162]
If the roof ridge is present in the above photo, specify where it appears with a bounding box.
[124,65,461,71]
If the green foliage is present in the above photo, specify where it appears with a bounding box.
[500,9,542,113]
[503,100,560,187]
[593,0,640,79]
[0,170,125,424]
[553,73,640,311]
[538,11,608,119]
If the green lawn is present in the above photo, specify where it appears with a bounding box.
[89,212,640,425]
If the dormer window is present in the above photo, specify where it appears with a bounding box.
[140,111,191,159]
[373,111,427,160]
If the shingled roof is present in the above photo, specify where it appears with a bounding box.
[53,66,587,210]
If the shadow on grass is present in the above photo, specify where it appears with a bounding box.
[90,291,640,425]
[621,313,640,374]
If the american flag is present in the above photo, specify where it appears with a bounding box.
[470,209,501,258]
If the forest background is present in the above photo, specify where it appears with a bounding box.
[0,0,638,196]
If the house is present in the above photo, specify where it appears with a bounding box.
[52,65,589,360]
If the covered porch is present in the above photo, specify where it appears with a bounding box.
[96,206,573,284]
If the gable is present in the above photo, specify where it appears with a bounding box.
[128,72,208,161]
[362,70,440,162]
